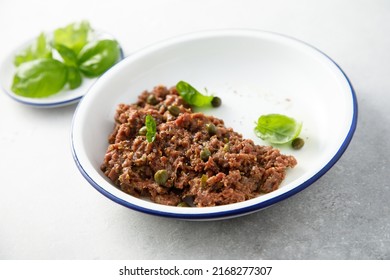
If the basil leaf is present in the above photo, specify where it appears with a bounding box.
[53,21,91,54]
[77,39,120,77]
[67,66,82,89]
[53,44,78,67]
[14,33,52,66]
[12,58,68,98]
[176,81,214,107]
[254,114,302,144]
[145,114,157,143]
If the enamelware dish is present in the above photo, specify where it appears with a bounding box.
[71,29,357,220]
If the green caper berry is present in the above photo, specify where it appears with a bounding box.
[154,169,168,185]
[205,123,217,135]
[211,96,222,107]
[177,202,190,207]
[292,137,305,150]
[200,147,211,161]
[146,94,158,105]
[168,105,180,116]
[223,143,230,152]
[139,126,147,135]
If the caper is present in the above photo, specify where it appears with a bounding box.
[168,105,180,116]
[292,137,305,150]
[223,143,230,152]
[154,169,168,185]
[205,123,217,135]
[177,202,190,207]
[200,147,211,161]
[139,126,147,135]
[211,96,222,107]
[146,94,158,105]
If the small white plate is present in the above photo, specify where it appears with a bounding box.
[0,32,124,108]
[71,29,357,220]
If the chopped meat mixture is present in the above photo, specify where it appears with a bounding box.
[101,85,297,207]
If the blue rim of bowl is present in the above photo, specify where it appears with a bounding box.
[70,30,358,220]
[1,48,124,108]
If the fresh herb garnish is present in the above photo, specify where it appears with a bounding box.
[145,114,157,143]
[14,33,52,66]
[11,21,120,98]
[176,81,215,107]
[77,39,120,77]
[53,21,91,55]
[254,114,302,144]
[66,66,82,89]
[11,58,67,98]
[53,44,78,67]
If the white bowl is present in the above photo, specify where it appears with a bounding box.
[71,29,357,220]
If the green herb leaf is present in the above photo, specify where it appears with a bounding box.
[11,58,68,98]
[66,66,82,89]
[254,114,302,144]
[14,33,52,66]
[176,81,214,107]
[77,39,120,77]
[53,44,78,67]
[53,21,91,54]
[145,114,157,143]
[11,21,122,99]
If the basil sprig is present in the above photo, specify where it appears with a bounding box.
[145,115,157,143]
[53,21,90,55]
[12,58,67,98]
[78,40,120,77]
[254,114,302,144]
[176,81,214,107]
[14,33,52,67]
[11,21,120,98]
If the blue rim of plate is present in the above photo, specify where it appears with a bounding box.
[70,30,358,220]
[0,47,124,108]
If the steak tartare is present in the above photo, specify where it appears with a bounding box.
[101,85,297,207]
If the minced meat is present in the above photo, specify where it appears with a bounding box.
[101,85,297,207]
